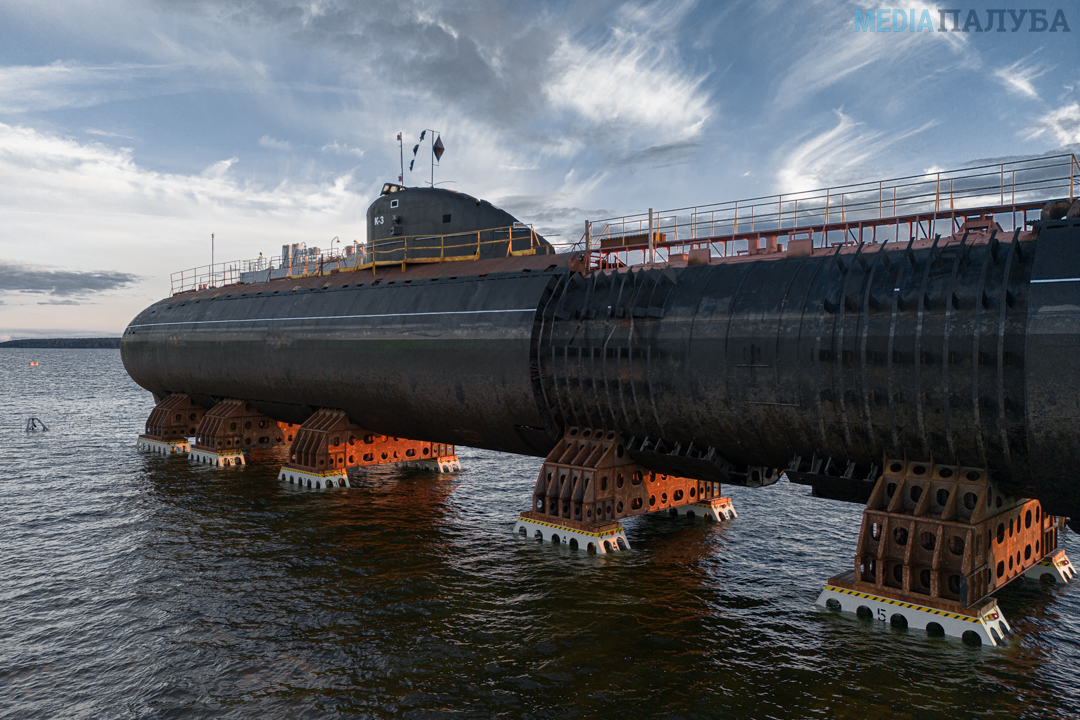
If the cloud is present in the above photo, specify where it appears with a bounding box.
[544,3,711,140]
[1024,103,1080,146]
[259,134,291,151]
[776,110,936,193]
[993,53,1049,100]
[773,1,970,108]
[614,140,701,168]
[321,141,364,158]
[38,299,85,305]
[0,259,137,297]
[85,128,134,139]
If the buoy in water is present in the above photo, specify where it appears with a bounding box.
[30,361,38,367]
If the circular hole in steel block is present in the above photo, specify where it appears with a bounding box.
[616,501,624,514]
[889,462,904,473]
[920,532,936,551]
[689,487,696,498]
[569,428,578,436]
[893,527,908,545]
[962,631,982,647]
[886,482,897,498]
[825,598,841,611]
[871,522,881,540]
[649,495,656,507]
[890,614,908,630]
[963,492,977,511]
[601,476,608,491]
[587,508,593,518]
[661,493,668,504]
[582,429,591,438]
[856,606,873,621]
[948,574,961,594]
[349,455,354,463]
[615,474,623,489]
[938,467,953,479]
[920,569,931,588]
[926,622,945,638]
[997,561,1005,578]
[996,496,1003,509]
[381,452,388,460]
[245,421,252,430]
[936,489,950,506]
[893,564,904,583]
[948,536,965,555]
[616,444,624,458]
[1025,509,1032,529]
[997,523,1005,544]
[910,485,923,503]
[1025,544,1032,560]
[632,472,643,486]
[673,490,684,502]
[912,465,926,476]
[1009,518,1014,537]
[631,498,642,510]
[966,470,981,482]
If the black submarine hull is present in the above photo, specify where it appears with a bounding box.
[122,218,1080,518]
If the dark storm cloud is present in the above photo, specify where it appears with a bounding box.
[0,260,138,296]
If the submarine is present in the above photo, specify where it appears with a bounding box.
[123,159,1080,645]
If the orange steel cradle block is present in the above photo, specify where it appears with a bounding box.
[516,426,735,552]
[189,398,293,467]
[277,408,460,489]
[817,458,1065,645]
[137,393,206,455]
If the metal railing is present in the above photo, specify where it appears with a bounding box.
[583,153,1079,265]
[170,224,547,295]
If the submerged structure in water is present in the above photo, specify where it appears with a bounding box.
[123,156,1080,646]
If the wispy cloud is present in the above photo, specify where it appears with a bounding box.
[1024,102,1080,146]
[321,141,364,159]
[259,134,291,151]
[993,53,1049,100]
[776,110,936,193]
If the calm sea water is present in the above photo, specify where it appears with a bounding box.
[2,348,1079,719]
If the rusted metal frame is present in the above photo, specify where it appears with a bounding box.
[968,242,996,467]
[834,239,867,451]
[995,229,1021,471]
[941,232,971,462]
[859,242,892,448]
[885,239,915,451]
[912,234,942,460]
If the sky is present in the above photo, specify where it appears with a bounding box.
[0,0,1078,337]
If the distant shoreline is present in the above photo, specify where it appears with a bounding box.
[0,338,122,349]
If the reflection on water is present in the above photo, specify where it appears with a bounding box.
[1,349,1078,719]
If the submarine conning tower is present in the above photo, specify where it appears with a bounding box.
[125,154,1080,647]
[368,183,554,262]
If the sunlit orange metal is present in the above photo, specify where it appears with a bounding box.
[192,399,293,454]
